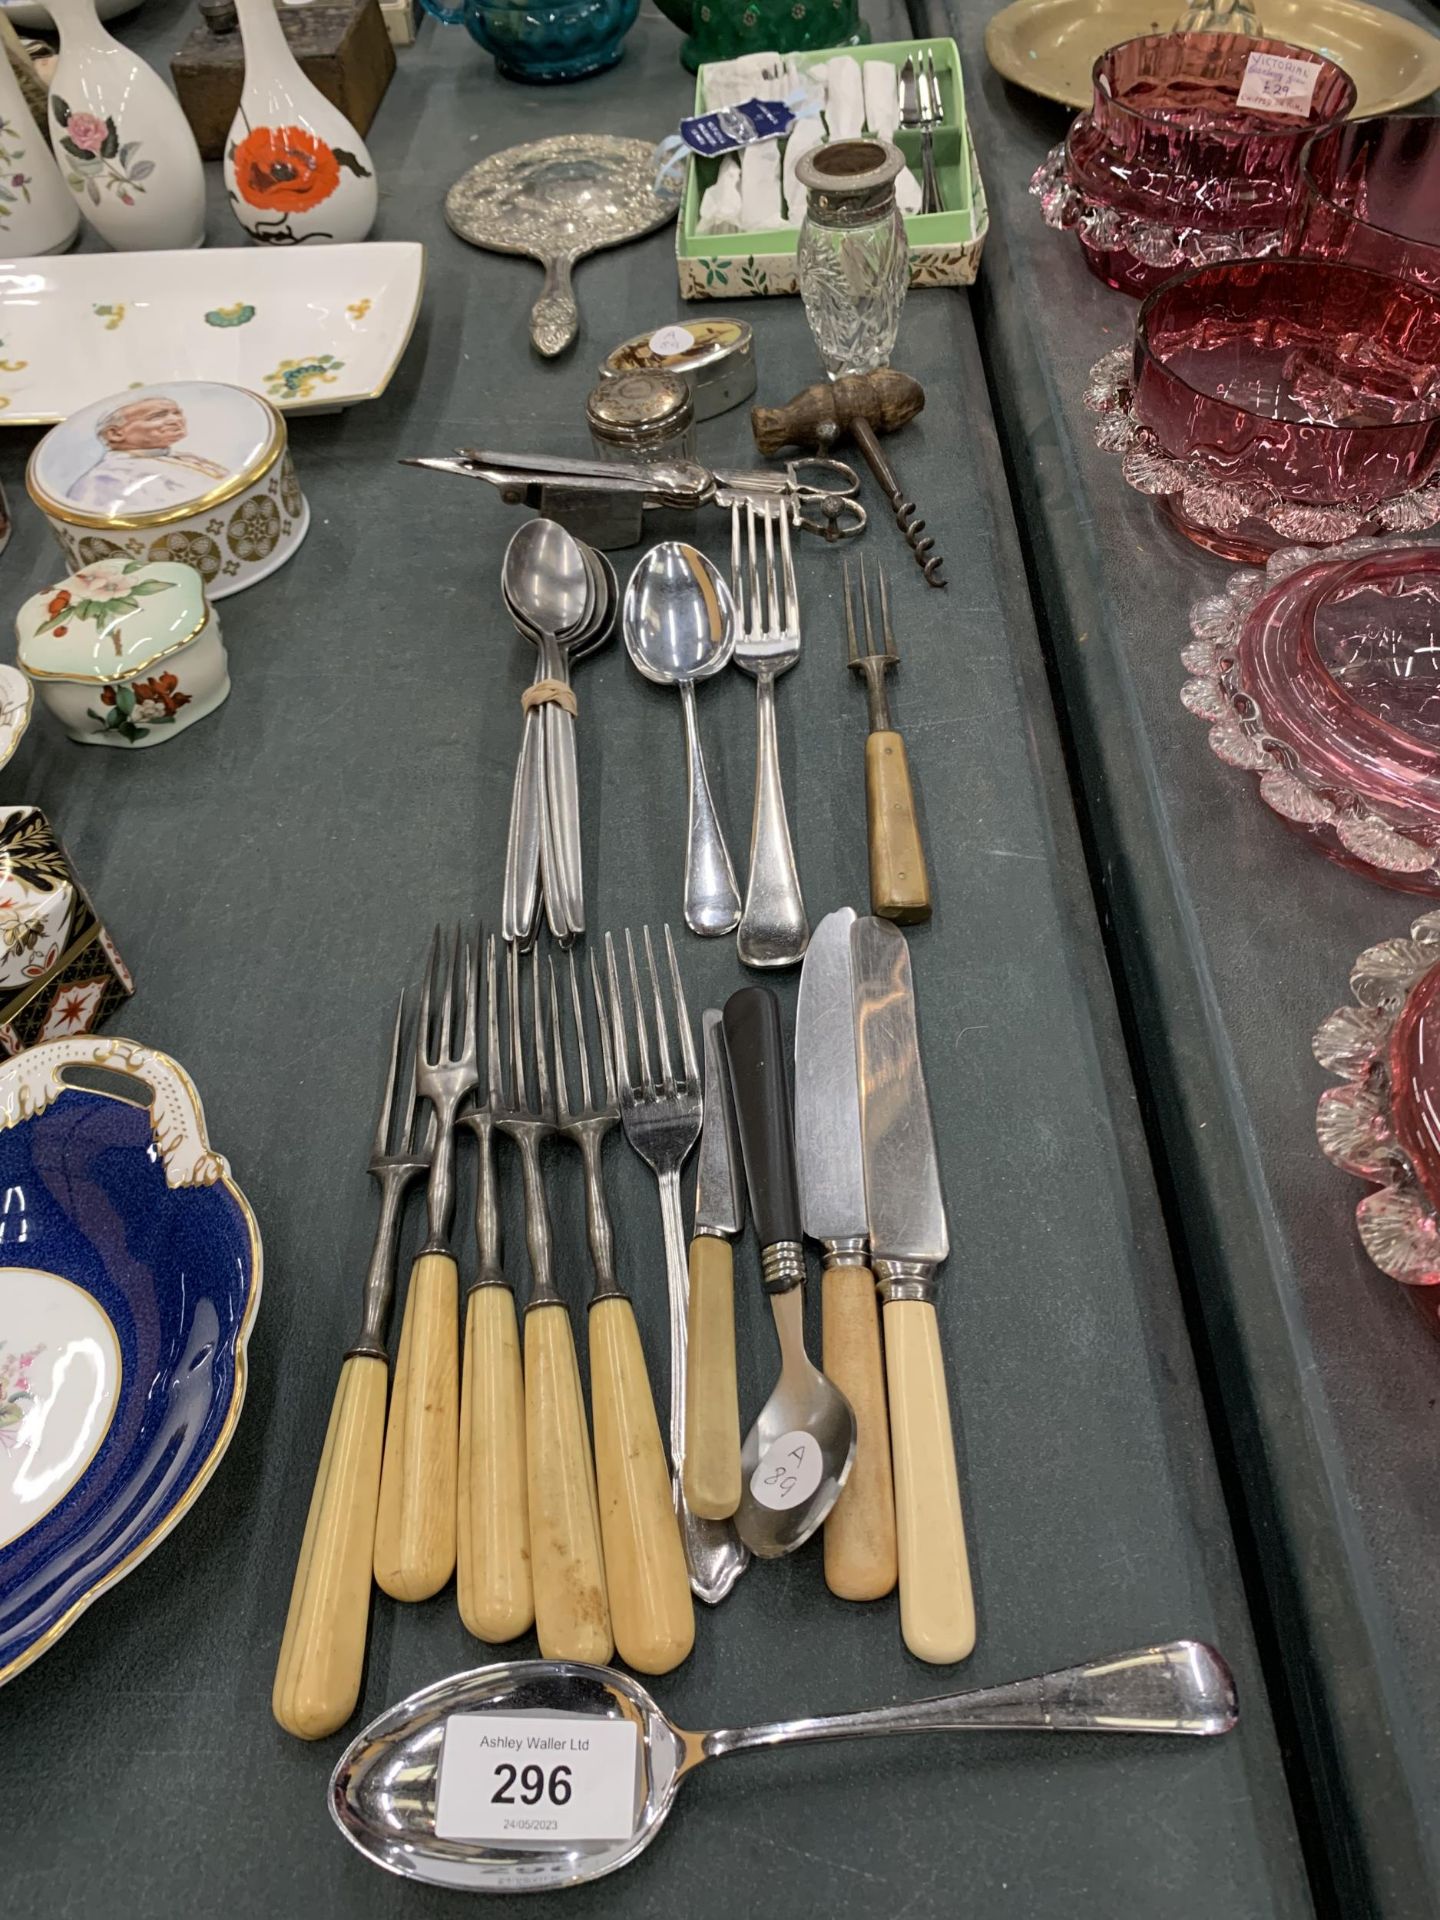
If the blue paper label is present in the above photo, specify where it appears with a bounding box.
[679,98,796,157]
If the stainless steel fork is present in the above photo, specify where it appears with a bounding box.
[495,942,613,1664]
[605,925,749,1603]
[375,928,475,1603]
[552,950,695,1672]
[454,933,533,1646]
[275,994,429,1740]
[731,498,809,968]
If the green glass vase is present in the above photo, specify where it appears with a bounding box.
[653,0,868,74]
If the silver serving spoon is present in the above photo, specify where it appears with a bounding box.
[625,545,744,933]
[330,1641,1239,1894]
[501,520,595,946]
[623,543,741,938]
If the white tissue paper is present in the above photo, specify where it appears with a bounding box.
[697,154,743,234]
[824,55,865,137]
[781,114,825,224]
[863,60,900,140]
[896,165,923,215]
[785,55,829,117]
[740,137,784,230]
[701,51,786,109]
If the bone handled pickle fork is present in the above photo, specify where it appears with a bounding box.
[606,926,749,1603]
[454,934,533,1646]
[551,950,695,1675]
[732,499,809,969]
[274,996,430,1740]
[495,942,612,1665]
[374,929,474,1603]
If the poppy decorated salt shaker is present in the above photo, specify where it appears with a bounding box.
[224,0,377,243]
[44,0,206,250]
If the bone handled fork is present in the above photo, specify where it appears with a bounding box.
[732,499,809,969]
[374,928,474,1603]
[496,941,612,1664]
[454,934,533,1646]
[606,926,749,1603]
[273,997,430,1739]
[551,949,694,1675]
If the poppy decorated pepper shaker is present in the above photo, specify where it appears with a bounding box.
[224,0,377,243]
[44,0,206,250]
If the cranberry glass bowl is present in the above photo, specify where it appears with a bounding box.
[1315,912,1440,1341]
[1184,538,1440,891]
[1085,259,1440,562]
[1290,115,1440,295]
[1030,33,1355,298]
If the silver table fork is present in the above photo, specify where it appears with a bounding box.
[731,499,809,968]
[605,925,749,1603]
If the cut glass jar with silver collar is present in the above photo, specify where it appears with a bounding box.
[796,138,910,379]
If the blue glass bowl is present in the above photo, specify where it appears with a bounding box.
[0,1038,259,1688]
[423,0,641,82]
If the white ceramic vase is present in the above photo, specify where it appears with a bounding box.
[45,0,206,250]
[0,45,81,255]
[224,0,377,245]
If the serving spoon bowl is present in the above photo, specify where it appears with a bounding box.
[330,1641,1239,1894]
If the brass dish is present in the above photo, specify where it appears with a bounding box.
[984,0,1440,117]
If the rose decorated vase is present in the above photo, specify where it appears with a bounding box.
[224,0,377,244]
[44,0,206,251]
[0,37,80,255]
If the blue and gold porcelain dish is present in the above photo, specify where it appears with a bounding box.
[0,1036,260,1686]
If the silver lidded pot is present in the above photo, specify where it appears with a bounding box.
[585,371,696,464]
[795,138,910,379]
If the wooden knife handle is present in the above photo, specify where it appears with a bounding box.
[525,1301,613,1663]
[272,1352,386,1740]
[374,1251,459,1601]
[866,731,931,925]
[822,1264,897,1601]
[684,1234,741,1520]
[457,1285,533,1643]
[883,1297,976,1662]
[589,1295,695,1674]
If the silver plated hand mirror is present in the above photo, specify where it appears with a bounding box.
[445,135,682,359]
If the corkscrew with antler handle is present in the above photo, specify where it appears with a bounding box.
[751,370,946,589]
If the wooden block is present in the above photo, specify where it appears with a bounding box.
[171,0,396,161]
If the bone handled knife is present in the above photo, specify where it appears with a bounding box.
[795,907,897,1602]
[683,1010,746,1521]
[851,913,975,1661]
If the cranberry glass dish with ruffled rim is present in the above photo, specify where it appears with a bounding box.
[1290,115,1440,296]
[1183,537,1440,891]
[1082,258,1440,563]
[1030,32,1355,298]
[1315,911,1440,1342]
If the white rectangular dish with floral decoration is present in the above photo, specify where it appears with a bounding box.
[0,241,425,425]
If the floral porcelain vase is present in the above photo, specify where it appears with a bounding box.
[0,45,80,254]
[224,0,376,244]
[44,0,206,250]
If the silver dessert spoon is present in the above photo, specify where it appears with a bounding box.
[623,542,741,937]
[330,1641,1239,1894]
